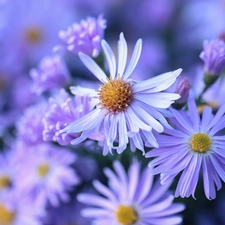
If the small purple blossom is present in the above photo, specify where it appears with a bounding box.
[78,159,185,225]
[30,55,70,95]
[16,143,80,207]
[16,101,47,147]
[57,14,106,57]
[147,99,225,200]
[43,89,96,145]
[200,39,225,76]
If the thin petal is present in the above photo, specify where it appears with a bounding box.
[124,38,142,79]
[117,32,127,76]
[79,52,107,82]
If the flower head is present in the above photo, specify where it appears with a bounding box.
[16,102,47,147]
[62,33,182,155]
[43,89,96,145]
[16,143,80,207]
[30,55,70,95]
[78,159,185,225]
[58,14,106,57]
[0,195,43,225]
[147,99,225,199]
[200,39,225,79]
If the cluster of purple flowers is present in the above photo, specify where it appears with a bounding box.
[1,0,225,225]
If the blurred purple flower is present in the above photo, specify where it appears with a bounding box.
[16,101,47,146]
[200,39,225,77]
[1,0,76,66]
[78,159,185,225]
[30,55,70,95]
[16,143,80,207]
[62,33,181,155]
[147,99,225,200]
[43,89,96,145]
[57,14,106,57]
[0,194,43,225]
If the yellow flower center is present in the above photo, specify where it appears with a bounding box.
[98,77,134,114]
[191,133,212,153]
[0,176,11,189]
[0,204,15,225]
[37,163,50,178]
[25,27,43,43]
[115,205,137,225]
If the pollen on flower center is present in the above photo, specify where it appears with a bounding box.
[37,163,50,178]
[25,27,43,43]
[0,176,11,189]
[191,132,212,153]
[97,77,134,114]
[0,204,15,225]
[115,205,137,225]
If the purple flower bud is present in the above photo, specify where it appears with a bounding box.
[175,76,191,104]
[200,39,225,77]
[30,55,70,95]
[43,89,95,146]
[57,14,106,57]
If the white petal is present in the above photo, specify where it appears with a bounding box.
[117,32,127,76]
[79,52,108,82]
[124,38,142,80]
[134,68,182,92]
[70,86,98,97]
[101,40,116,78]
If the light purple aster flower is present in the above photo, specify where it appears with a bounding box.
[200,39,225,77]
[57,14,106,57]
[30,55,70,95]
[78,159,185,225]
[61,32,182,155]
[16,101,47,147]
[0,194,44,225]
[0,151,16,198]
[16,143,80,207]
[147,99,225,200]
[43,89,97,145]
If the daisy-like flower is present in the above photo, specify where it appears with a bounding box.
[147,99,225,200]
[61,32,182,155]
[78,159,185,225]
[0,194,43,225]
[16,143,80,207]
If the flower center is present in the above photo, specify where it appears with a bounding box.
[115,205,137,225]
[37,163,50,178]
[25,27,43,43]
[0,204,15,225]
[98,77,134,114]
[0,176,11,189]
[191,133,212,153]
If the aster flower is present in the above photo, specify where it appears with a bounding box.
[16,143,80,207]
[16,102,47,147]
[30,55,70,95]
[0,151,16,198]
[62,32,182,155]
[43,89,97,145]
[78,159,185,225]
[147,99,225,200]
[200,39,225,84]
[0,195,43,225]
[57,14,106,57]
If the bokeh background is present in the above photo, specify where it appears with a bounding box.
[1,0,225,224]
